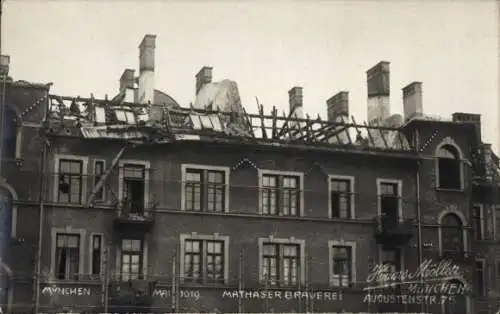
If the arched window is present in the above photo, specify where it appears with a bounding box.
[436,144,462,190]
[441,213,464,254]
[443,279,467,314]
[2,106,18,160]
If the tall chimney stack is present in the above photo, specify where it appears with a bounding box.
[196,66,213,95]
[288,86,303,113]
[402,82,423,121]
[138,34,156,104]
[366,61,390,125]
[327,91,349,121]
[120,69,136,102]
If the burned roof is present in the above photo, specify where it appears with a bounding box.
[46,94,413,155]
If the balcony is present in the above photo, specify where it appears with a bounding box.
[374,215,413,246]
[107,279,157,314]
[113,198,155,234]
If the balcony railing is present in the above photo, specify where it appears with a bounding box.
[114,198,156,233]
[373,215,414,245]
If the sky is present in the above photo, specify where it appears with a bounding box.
[4,1,500,152]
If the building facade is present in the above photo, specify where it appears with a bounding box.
[1,35,500,314]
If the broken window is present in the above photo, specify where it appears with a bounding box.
[2,105,17,160]
[94,160,105,201]
[183,239,225,284]
[437,145,462,190]
[330,178,352,219]
[184,169,226,212]
[91,234,102,276]
[55,233,80,280]
[122,165,146,214]
[115,109,136,124]
[94,106,106,123]
[262,243,300,287]
[262,174,300,217]
[379,182,400,228]
[58,159,83,204]
[441,213,464,254]
[120,239,143,281]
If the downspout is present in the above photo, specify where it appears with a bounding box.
[34,127,47,314]
[415,129,424,314]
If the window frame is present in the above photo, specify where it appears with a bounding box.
[437,209,468,256]
[180,164,230,213]
[115,237,148,280]
[328,175,355,219]
[475,258,486,298]
[119,238,145,281]
[89,233,104,278]
[257,169,305,217]
[2,104,22,161]
[494,205,500,241]
[50,227,86,281]
[179,233,230,285]
[257,236,306,286]
[434,138,465,192]
[376,178,403,222]
[93,159,106,202]
[472,204,484,241]
[118,160,151,214]
[328,240,357,287]
[53,155,89,205]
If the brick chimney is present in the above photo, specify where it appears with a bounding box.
[196,66,213,95]
[367,61,390,125]
[327,91,349,121]
[120,69,136,102]
[138,34,156,104]
[402,82,423,121]
[288,87,303,113]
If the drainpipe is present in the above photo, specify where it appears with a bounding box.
[414,129,424,314]
[34,128,47,314]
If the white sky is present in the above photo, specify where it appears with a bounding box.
[4,1,500,152]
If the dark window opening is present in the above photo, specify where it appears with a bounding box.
[262,243,300,287]
[184,169,226,212]
[441,213,464,254]
[91,235,102,276]
[123,165,145,214]
[2,106,17,160]
[55,233,80,280]
[330,179,352,219]
[475,261,485,297]
[331,246,352,287]
[472,205,483,240]
[443,280,467,314]
[381,247,402,289]
[58,159,83,204]
[183,239,225,284]
[262,174,300,216]
[120,239,143,281]
[94,161,105,201]
[437,145,462,190]
[379,182,399,227]
[496,207,500,240]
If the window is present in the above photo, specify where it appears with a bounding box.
[440,213,464,255]
[436,144,462,190]
[496,262,500,291]
[495,207,500,240]
[378,180,401,227]
[91,234,102,276]
[475,260,485,297]
[58,159,84,204]
[260,172,302,216]
[122,164,146,214]
[329,177,354,219]
[472,205,484,240]
[2,105,17,160]
[443,280,467,314]
[120,239,144,281]
[55,233,80,280]
[94,160,105,201]
[261,243,300,287]
[331,246,353,287]
[184,168,226,212]
[380,247,402,289]
[183,239,225,284]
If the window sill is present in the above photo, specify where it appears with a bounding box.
[435,187,465,193]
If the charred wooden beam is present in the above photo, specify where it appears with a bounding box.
[258,103,268,139]
[271,106,278,140]
[87,145,127,207]
[363,122,376,147]
[378,128,389,149]
[276,109,297,139]
[242,107,255,138]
